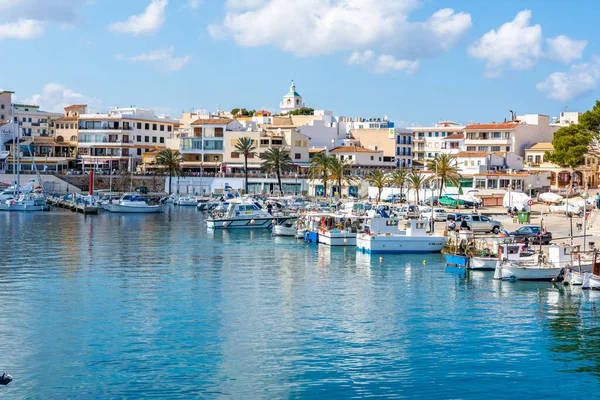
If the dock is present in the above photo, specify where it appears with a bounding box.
[47,196,100,214]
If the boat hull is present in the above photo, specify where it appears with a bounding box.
[318,231,357,246]
[357,235,448,254]
[446,254,469,268]
[470,257,498,270]
[272,225,296,236]
[0,203,48,211]
[108,204,162,213]
[207,216,294,229]
[500,265,562,281]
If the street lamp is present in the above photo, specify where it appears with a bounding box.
[527,183,533,198]
[582,191,589,252]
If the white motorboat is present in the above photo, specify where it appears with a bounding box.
[500,262,562,281]
[496,245,584,281]
[175,196,198,206]
[356,217,448,254]
[0,193,48,211]
[470,257,498,270]
[582,273,600,289]
[272,221,296,237]
[107,194,162,213]
[317,214,364,246]
[207,199,295,229]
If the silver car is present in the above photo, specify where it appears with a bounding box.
[397,204,420,219]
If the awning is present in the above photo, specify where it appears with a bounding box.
[0,152,9,160]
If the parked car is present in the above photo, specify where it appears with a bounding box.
[458,214,503,233]
[383,193,406,203]
[421,196,440,206]
[509,226,553,245]
[397,204,420,219]
[420,207,448,221]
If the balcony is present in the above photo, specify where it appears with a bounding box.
[78,138,133,147]
[79,124,133,132]
[181,138,203,153]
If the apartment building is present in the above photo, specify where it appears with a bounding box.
[0,91,14,124]
[180,118,231,172]
[395,128,413,168]
[463,114,558,157]
[223,128,310,172]
[350,128,398,167]
[411,121,465,162]
[329,145,390,168]
[78,107,177,171]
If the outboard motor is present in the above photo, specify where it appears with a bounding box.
[0,372,12,385]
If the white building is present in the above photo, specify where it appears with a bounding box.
[329,145,390,168]
[464,114,559,157]
[180,118,234,172]
[78,107,177,171]
[14,104,62,137]
[0,91,14,145]
[280,81,305,113]
[395,128,413,168]
[441,133,464,155]
[455,151,523,175]
[411,121,465,162]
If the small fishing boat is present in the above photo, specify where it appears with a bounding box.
[206,198,295,229]
[0,193,48,211]
[272,221,296,237]
[357,217,448,254]
[175,196,198,206]
[107,194,162,213]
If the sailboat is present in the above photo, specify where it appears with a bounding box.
[0,105,48,211]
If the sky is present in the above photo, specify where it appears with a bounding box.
[0,0,599,127]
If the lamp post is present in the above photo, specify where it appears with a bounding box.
[582,191,589,252]
[295,173,298,196]
[527,183,533,198]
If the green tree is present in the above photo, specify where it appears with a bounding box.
[231,108,240,116]
[155,149,182,194]
[309,152,331,197]
[388,168,408,201]
[579,100,600,135]
[545,125,592,169]
[327,156,358,197]
[408,170,426,204]
[261,148,292,195]
[287,107,315,116]
[366,169,387,202]
[426,154,461,198]
[235,137,257,194]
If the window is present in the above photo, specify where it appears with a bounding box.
[137,122,142,129]
[295,153,301,160]
[0,104,3,109]
[379,157,382,161]
[136,135,141,142]
[168,126,172,132]
[260,139,269,145]
[492,132,501,138]
[144,136,149,143]
[160,125,164,131]
[506,146,510,152]
[435,132,439,137]
[370,156,374,160]
[137,148,142,155]
[272,139,283,145]
[160,137,164,144]
[295,140,302,147]
[1,115,4,120]
[442,132,446,137]
[478,146,487,152]
[231,152,240,158]
[464,160,468,166]
[348,155,352,160]
[467,146,476,151]
[435,143,439,148]
[152,124,157,131]
[491,146,501,152]
[70,135,77,141]
[152,136,157,143]
[145,123,149,130]
[428,132,432,137]
[427,142,431,148]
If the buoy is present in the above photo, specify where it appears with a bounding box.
[249,219,255,225]
[223,222,229,227]
[272,219,277,224]
[343,238,348,243]
[379,256,384,262]
[423,260,427,265]
[0,372,12,385]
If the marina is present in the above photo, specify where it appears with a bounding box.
[1,206,600,398]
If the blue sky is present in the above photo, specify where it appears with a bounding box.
[1,0,599,126]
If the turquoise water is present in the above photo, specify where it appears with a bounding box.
[1,207,600,398]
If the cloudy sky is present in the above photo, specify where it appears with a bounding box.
[0,0,598,126]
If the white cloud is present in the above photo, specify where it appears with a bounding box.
[108,0,167,36]
[24,83,103,113]
[208,0,471,73]
[468,10,542,77]
[536,56,600,102]
[182,0,202,10]
[0,0,91,39]
[546,35,587,63]
[0,19,45,40]
[128,46,191,72]
[348,50,419,74]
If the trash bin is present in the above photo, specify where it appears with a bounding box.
[517,211,530,224]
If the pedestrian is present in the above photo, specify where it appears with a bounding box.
[460,217,469,231]
[267,202,273,215]
[429,216,435,233]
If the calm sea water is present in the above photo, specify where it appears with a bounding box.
[1,207,600,399]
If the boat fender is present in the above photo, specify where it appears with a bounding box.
[217,211,224,218]
[423,260,427,265]
[498,246,503,260]
[0,372,12,385]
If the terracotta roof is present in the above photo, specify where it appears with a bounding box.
[64,104,86,110]
[190,118,232,126]
[527,142,553,151]
[254,110,272,116]
[455,151,491,158]
[443,133,464,140]
[55,116,78,122]
[330,146,379,154]
[464,123,519,130]
[309,148,325,153]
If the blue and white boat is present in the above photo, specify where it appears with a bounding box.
[206,199,295,229]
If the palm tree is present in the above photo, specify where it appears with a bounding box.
[155,149,182,194]
[234,137,256,194]
[366,169,387,202]
[308,152,331,197]
[260,148,292,195]
[388,168,408,201]
[426,154,461,198]
[408,169,426,204]
[327,156,358,197]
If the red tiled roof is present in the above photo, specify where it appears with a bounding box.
[254,110,272,116]
[64,104,86,110]
[190,118,232,126]
[464,123,519,130]
[330,146,378,154]
[443,133,464,140]
[455,151,491,157]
